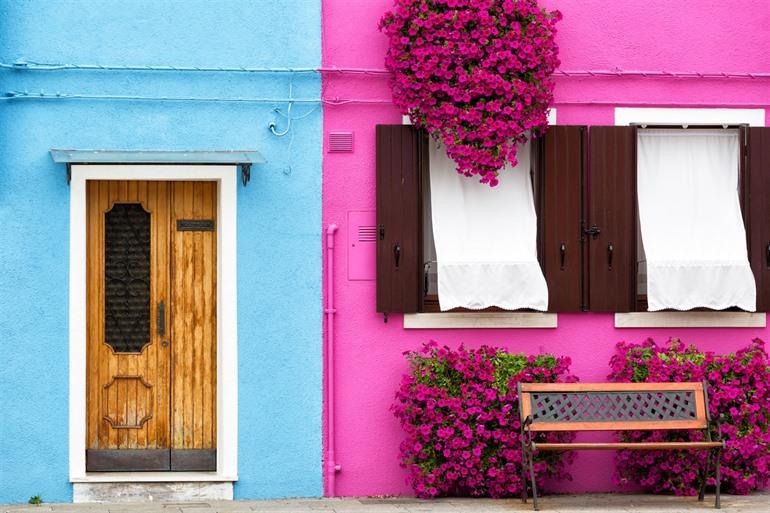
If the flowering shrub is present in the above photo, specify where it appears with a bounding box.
[392,341,576,498]
[608,338,770,495]
[379,0,561,186]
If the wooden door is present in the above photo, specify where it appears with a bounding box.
[169,182,217,470]
[86,180,217,471]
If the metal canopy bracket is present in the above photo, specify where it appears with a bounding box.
[50,149,266,186]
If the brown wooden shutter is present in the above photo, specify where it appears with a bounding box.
[747,127,770,311]
[586,126,637,312]
[537,126,585,311]
[375,125,426,314]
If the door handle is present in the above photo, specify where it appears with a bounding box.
[607,242,614,270]
[394,243,401,268]
[157,300,165,337]
[560,242,566,270]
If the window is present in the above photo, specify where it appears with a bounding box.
[375,124,770,318]
[422,138,547,312]
[375,125,584,315]
[635,127,755,312]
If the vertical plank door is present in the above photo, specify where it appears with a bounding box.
[170,181,218,471]
[86,180,171,471]
[86,180,217,472]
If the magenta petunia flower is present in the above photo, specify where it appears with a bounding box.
[608,338,770,495]
[379,0,561,186]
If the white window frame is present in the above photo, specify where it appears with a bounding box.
[68,165,238,483]
[614,107,767,328]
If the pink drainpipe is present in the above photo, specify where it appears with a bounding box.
[325,224,341,495]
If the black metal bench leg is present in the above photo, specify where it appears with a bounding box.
[714,447,722,509]
[699,450,711,501]
[520,438,528,503]
[528,446,539,511]
[520,461,528,503]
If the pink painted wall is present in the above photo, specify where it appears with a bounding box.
[322,0,770,496]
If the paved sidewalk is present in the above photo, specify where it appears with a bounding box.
[3,494,770,513]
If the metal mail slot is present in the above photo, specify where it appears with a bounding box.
[177,219,215,231]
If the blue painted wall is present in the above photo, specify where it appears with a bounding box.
[0,0,322,503]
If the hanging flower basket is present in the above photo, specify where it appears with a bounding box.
[380,0,561,186]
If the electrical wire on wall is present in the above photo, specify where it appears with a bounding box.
[3,60,769,79]
[271,103,321,176]
[3,61,769,151]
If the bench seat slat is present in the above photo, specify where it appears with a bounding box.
[529,419,705,431]
[533,442,724,451]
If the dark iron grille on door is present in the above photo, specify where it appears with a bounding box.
[104,203,151,353]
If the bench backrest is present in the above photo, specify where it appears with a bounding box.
[518,382,709,431]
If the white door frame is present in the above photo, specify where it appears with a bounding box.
[68,165,238,482]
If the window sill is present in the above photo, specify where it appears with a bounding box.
[614,312,766,328]
[403,312,557,329]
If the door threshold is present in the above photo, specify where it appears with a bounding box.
[73,481,233,503]
[86,449,217,472]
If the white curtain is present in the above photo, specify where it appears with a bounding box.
[429,140,548,311]
[637,129,756,311]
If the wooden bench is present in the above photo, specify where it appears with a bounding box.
[517,382,724,510]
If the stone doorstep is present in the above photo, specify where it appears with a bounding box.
[72,484,233,504]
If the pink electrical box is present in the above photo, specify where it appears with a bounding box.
[347,210,376,280]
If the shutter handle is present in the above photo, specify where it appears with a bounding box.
[378,225,385,241]
[607,242,614,270]
[423,262,431,295]
[559,242,566,270]
[393,243,401,268]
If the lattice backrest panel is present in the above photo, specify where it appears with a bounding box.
[519,383,708,431]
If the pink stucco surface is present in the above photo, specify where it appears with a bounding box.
[321,0,770,496]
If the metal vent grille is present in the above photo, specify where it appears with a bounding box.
[329,132,354,153]
[358,225,377,243]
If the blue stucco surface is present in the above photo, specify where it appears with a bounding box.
[0,0,322,503]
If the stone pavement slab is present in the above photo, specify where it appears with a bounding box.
[3,494,770,513]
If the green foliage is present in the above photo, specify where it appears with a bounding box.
[625,338,705,382]
[28,496,42,505]
[492,352,557,395]
[409,352,465,396]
